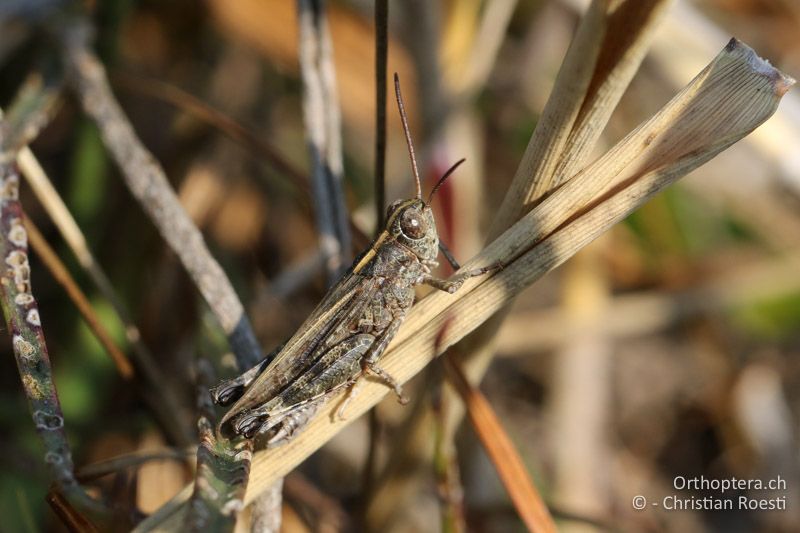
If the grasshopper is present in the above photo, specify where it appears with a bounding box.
[212,74,494,446]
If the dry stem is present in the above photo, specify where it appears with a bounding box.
[25,218,134,378]
[444,355,556,533]
[373,0,388,231]
[60,19,263,370]
[297,0,352,283]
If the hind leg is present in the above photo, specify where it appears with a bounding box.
[358,319,408,404]
[210,345,281,405]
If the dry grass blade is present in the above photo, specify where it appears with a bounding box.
[241,40,793,500]
[18,148,101,275]
[391,40,794,355]
[491,0,673,237]
[440,0,674,476]
[111,72,310,194]
[60,18,263,369]
[76,449,193,482]
[443,354,556,533]
[488,0,607,237]
[46,488,99,533]
[25,218,134,378]
[550,0,674,188]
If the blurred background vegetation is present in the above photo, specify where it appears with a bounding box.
[1,0,799,531]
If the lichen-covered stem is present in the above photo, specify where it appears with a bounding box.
[18,149,194,446]
[0,164,102,512]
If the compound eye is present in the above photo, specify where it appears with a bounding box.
[400,209,427,239]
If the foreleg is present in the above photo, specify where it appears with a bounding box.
[423,263,500,294]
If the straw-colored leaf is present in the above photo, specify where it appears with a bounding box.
[489,0,607,237]
[491,0,675,237]
[550,0,674,188]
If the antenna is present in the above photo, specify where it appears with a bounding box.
[394,73,422,199]
[428,158,466,204]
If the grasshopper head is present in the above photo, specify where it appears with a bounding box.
[386,198,438,262]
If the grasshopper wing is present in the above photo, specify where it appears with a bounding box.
[232,332,376,440]
[218,272,380,435]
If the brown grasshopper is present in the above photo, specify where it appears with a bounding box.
[212,74,494,446]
